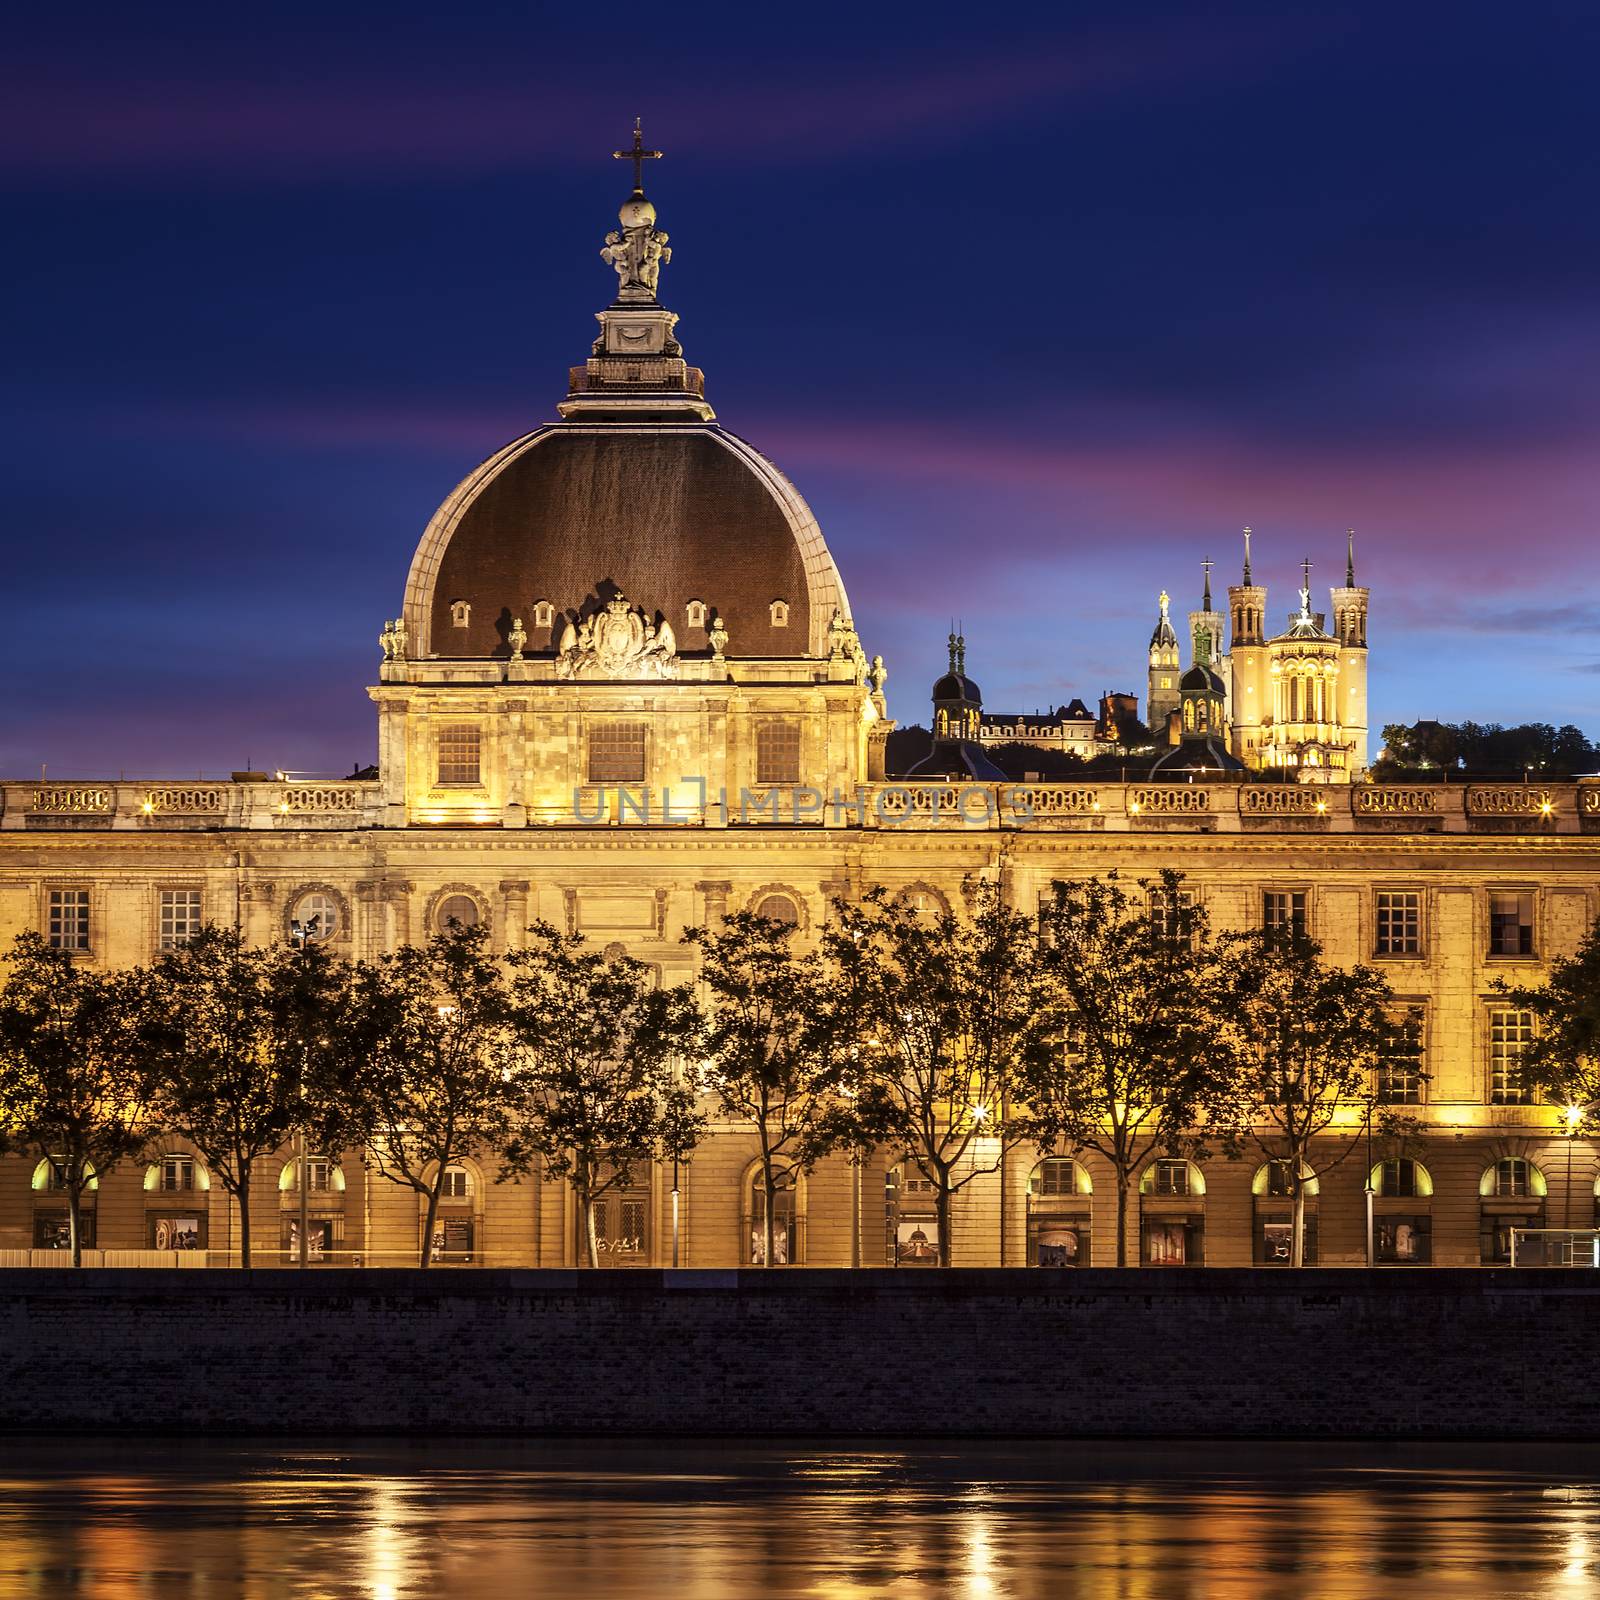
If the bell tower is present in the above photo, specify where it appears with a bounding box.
[1329,529,1370,770]
[1147,591,1181,739]
[1227,527,1269,768]
[1188,557,1230,727]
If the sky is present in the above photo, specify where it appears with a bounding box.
[3,0,1597,776]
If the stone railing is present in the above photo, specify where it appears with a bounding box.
[141,786,227,815]
[1240,787,1327,815]
[28,786,114,814]
[1129,786,1210,814]
[1354,786,1440,816]
[1467,786,1557,818]
[1,779,383,830]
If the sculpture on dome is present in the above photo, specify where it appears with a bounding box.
[556,593,679,680]
[601,120,672,301]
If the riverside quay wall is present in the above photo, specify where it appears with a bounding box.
[3,1267,1599,1438]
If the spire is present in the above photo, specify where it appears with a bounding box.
[1242,526,1253,586]
[1201,557,1214,612]
[1300,556,1313,616]
[1346,528,1356,587]
[955,628,967,675]
[948,629,959,673]
[560,121,712,422]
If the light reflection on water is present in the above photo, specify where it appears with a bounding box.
[2,1440,1600,1598]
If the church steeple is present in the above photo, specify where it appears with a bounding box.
[559,120,714,423]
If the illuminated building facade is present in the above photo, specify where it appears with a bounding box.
[1,149,1595,1270]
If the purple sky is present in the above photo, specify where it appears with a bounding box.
[4,1,1597,776]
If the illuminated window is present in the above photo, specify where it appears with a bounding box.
[160,1156,197,1192]
[1489,891,1535,957]
[1149,1159,1190,1197]
[1494,1157,1532,1198]
[158,888,203,950]
[1374,891,1422,956]
[1149,886,1196,946]
[532,600,554,628]
[434,893,481,933]
[587,722,647,784]
[436,724,482,788]
[685,599,707,628]
[1263,890,1307,936]
[1376,1158,1431,1198]
[755,720,802,785]
[753,894,799,926]
[290,892,340,942]
[47,888,90,952]
[1489,1008,1536,1105]
[1377,1019,1425,1104]
[1033,1158,1081,1198]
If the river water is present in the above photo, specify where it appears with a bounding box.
[2,1440,1599,1598]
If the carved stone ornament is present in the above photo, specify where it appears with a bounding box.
[507,617,527,661]
[556,593,678,680]
[379,617,408,661]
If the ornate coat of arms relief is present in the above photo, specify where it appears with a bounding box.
[556,594,679,680]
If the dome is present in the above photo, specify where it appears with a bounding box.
[932,672,982,703]
[1181,663,1225,694]
[402,424,850,659]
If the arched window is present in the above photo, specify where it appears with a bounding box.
[426,1160,482,1262]
[752,893,800,926]
[1139,1158,1206,1197]
[685,599,707,628]
[144,1155,209,1193]
[440,1163,473,1201]
[279,1156,346,1263]
[1028,1157,1091,1266]
[289,890,341,942]
[31,1158,98,1192]
[1251,1160,1320,1197]
[449,599,471,629]
[769,599,789,628]
[745,1164,803,1265]
[898,885,948,919]
[1029,1157,1092,1198]
[1480,1157,1547,1199]
[532,599,554,629]
[1371,1158,1432,1197]
[434,893,482,933]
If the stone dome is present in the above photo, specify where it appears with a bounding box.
[402,423,850,660]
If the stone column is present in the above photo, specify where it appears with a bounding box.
[499,880,531,951]
[238,881,277,947]
[381,880,414,952]
[695,880,731,929]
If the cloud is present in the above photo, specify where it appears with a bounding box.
[0,20,1315,179]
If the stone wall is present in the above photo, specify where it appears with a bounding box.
[2,1268,1595,1438]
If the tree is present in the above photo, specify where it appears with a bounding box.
[1494,913,1600,1121]
[1024,870,1232,1267]
[821,880,1044,1267]
[0,934,165,1265]
[1215,928,1422,1266]
[682,910,847,1266]
[148,926,354,1268]
[502,923,703,1268]
[346,923,520,1267]
[1377,719,1600,777]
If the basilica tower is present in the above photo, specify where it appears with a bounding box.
[1226,528,1268,766]
[1329,530,1370,769]
[1187,558,1230,728]
[1147,591,1180,738]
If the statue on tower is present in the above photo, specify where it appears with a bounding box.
[601,119,672,302]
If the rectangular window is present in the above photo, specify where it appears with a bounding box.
[160,1156,197,1191]
[587,722,646,784]
[441,1167,469,1199]
[436,724,482,788]
[158,888,203,950]
[1149,888,1196,946]
[1374,890,1422,956]
[755,719,802,786]
[1489,890,1535,957]
[1376,1022,1425,1105]
[305,1157,333,1192]
[1263,890,1308,936]
[1151,1159,1190,1197]
[1489,1008,1536,1105]
[46,888,90,952]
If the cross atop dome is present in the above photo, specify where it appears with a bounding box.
[613,118,662,193]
